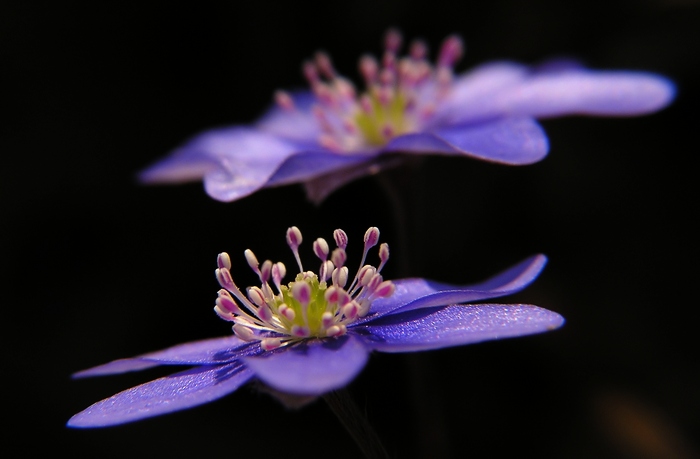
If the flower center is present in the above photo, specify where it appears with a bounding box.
[214,227,395,351]
[274,29,463,152]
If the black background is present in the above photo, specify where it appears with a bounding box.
[3,1,698,458]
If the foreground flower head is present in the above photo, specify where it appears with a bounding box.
[140,29,675,203]
[68,227,564,428]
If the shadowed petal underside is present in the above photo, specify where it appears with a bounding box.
[243,335,369,395]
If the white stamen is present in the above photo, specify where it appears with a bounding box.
[321,260,334,282]
[342,302,359,320]
[359,94,374,114]
[384,28,403,53]
[258,304,273,322]
[437,35,464,68]
[357,300,371,317]
[279,304,296,321]
[359,55,378,84]
[245,249,260,272]
[260,260,272,283]
[410,39,428,60]
[274,90,295,111]
[332,266,349,287]
[272,262,286,292]
[367,272,383,291]
[325,286,339,303]
[233,324,256,341]
[322,311,334,328]
[214,306,235,321]
[286,226,304,272]
[377,243,390,272]
[326,325,343,337]
[216,290,240,314]
[315,52,336,79]
[364,227,380,248]
[292,281,311,306]
[291,325,309,337]
[358,265,377,287]
[261,338,284,351]
[217,252,231,270]
[247,286,266,307]
[373,280,395,298]
[313,238,329,260]
[302,61,319,84]
[216,268,235,290]
[331,247,347,268]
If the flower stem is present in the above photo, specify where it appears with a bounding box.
[375,156,426,276]
[323,389,390,459]
[376,158,453,458]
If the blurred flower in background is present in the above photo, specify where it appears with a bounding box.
[140,29,675,203]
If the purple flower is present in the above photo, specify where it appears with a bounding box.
[140,30,674,203]
[68,227,564,428]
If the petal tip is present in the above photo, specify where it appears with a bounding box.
[71,358,161,379]
[137,157,214,185]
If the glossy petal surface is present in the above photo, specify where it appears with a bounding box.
[383,117,548,165]
[68,363,254,427]
[138,335,258,365]
[434,61,530,124]
[243,335,369,395]
[73,358,162,378]
[362,304,564,352]
[73,336,258,378]
[498,71,675,118]
[362,254,547,321]
[141,127,299,201]
[442,69,675,123]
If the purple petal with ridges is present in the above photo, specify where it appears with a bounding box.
[72,336,258,379]
[243,335,369,395]
[360,304,564,352]
[68,362,254,428]
[256,90,320,142]
[385,118,548,165]
[494,71,676,118]
[359,254,547,322]
[139,335,259,365]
